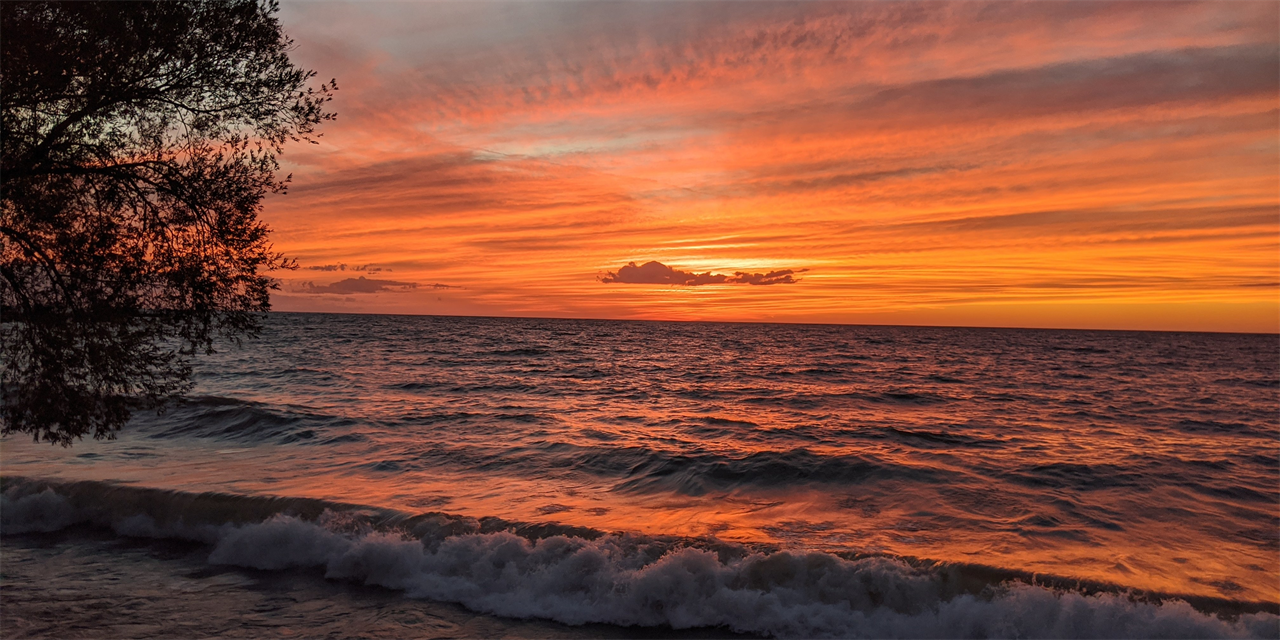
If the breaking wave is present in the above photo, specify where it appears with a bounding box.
[2,477,1275,639]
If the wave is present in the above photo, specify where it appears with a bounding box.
[108,396,1280,510]
[395,442,939,495]
[127,395,354,444]
[2,477,1275,639]
[607,447,934,495]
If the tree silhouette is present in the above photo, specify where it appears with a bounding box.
[1,1,335,444]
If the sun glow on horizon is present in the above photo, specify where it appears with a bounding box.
[263,1,1279,333]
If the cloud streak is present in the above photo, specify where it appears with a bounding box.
[262,1,1279,332]
[304,263,389,273]
[600,261,805,286]
[297,276,458,294]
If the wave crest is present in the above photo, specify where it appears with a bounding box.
[2,477,1275,639]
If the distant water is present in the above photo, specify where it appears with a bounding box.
[3,313,1278,638]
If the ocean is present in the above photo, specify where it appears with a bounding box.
[2,313,1277,638]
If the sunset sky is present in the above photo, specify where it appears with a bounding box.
[264,1,1279,333]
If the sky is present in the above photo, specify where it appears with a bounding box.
[264,1,1279,333]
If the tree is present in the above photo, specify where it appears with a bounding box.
[1,1,335,445]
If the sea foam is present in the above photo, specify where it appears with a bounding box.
[0,487,78,534]
[2,479,1275,639]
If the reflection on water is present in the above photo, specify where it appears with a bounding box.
[4,313,1277,604]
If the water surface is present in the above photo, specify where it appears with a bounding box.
[4,313,1277,637]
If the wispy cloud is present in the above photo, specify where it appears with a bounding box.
[297,276,457,294]
[264,1,1279,331]
[600,261,806,286]
[728,269,806,286]
[303,263,389,273]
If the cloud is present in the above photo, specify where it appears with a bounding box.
[600,261,724,285]
[303,263,390,272]
[727,269,805,286]
[264,2,1278,332]
[298,276,422,294]
[600,261,805,286]
[842,43,1279,125]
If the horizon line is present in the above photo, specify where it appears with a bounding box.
[264,309,1280,337]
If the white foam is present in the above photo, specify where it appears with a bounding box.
[3,482,1274,638]
[1,483,225,543]
[0,488,81,533]
[205,515,1278,639]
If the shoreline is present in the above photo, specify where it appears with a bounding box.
[5,476,1274,640]
[2,525,755,640]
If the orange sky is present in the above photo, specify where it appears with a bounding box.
[264,1,1279,333]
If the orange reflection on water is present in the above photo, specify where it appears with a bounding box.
[4,425,1275,606]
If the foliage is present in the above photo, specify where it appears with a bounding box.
[1,0,335,444]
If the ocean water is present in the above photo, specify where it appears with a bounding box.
[3,313,1278,638]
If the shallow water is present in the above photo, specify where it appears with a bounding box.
[0,525,751,639]
[3,313,1278,637]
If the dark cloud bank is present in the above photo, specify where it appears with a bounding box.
[600,261,806,286]
[298,276,458,294]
